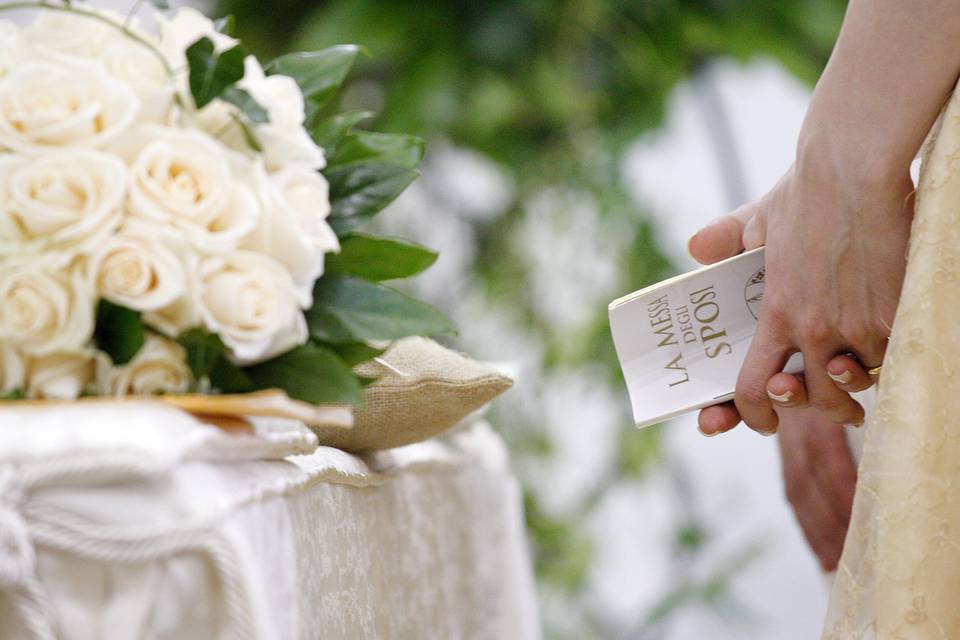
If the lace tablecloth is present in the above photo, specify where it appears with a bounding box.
[0,403,540,639]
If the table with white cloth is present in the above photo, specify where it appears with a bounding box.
[0,403,541,640]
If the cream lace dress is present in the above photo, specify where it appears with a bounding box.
[823,80,960,638]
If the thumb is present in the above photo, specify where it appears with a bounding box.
[742,205,768,250]
[688,202,758,265]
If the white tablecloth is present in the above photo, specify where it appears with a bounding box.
[0,403,540,639]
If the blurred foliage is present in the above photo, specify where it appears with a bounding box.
[218,0,844,153]
[642,539,768,635]
[218,0,846,636]
[524,492,593,591]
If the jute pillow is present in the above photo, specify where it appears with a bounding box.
[310,337,512,452]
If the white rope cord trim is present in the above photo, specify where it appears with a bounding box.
[0,483,57,640]
[1,466,56,640]
[0,458,262,640]
[26,511,256,640]
[7,580,57,640]
[15,454,170,490]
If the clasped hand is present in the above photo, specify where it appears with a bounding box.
[689,160,913,436]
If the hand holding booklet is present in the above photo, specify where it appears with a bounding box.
[609,248,802,428]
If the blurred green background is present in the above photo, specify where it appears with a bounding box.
[215,1,846,637]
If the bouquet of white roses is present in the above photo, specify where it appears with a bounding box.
[0,1,452,413]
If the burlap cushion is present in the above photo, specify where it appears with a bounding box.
[309,337,512,452]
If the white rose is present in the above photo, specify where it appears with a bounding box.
[250,65,304,129]
[0,59,140,153]
[126,126,259,252]
[197,251,307,363]
[192,100,245,154]
[98,335,192,397]
[158,7,237,68]
[88,223,189,312]
[257,113,326,173]
[0,21,24,79]
[241,164,338,303]
[143,295,202,339]
[23,9,122,59]
[25,351,95,400]
[0,150,126,256]
[241,58,325,171]
[0,260,94,356]
[22,10,173,125]
[0,343,25,393]
[102,41,175,125]
[195,57,325,171]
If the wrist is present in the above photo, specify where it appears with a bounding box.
[796,118,913,198]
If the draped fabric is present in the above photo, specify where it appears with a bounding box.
[0,404,540,640]
[823,80,960,638]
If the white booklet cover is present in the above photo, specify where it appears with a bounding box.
[609,248,800,428]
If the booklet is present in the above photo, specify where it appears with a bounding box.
[609,248,801,428]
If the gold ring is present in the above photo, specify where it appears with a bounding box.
[867,365,883,377]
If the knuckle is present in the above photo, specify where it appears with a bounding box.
[841,323,874,353]
[840,318,891,362]
[742,219,765,249]
[743,411,778,432]
[761,299,790,328]
[750,421,778,434]
[811,396,845,414]
[798,313,833,346]
[738,384,772,409]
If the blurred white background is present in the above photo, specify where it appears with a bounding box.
[620,59,825,640]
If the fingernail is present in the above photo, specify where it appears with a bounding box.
[846,419,865,428]
[758,428,777,437]
[766,389,793,405]
[698,425,721,438]
[828,370,853,384]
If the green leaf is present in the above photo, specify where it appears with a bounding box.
[326,164,419,234]
[313,112,424,237]
[221,86,269,123]
[186,37,246,109]
[95,300,146,365]
[310,110,373,152]
[265,45,361,120]
[307,275,456,344]
[244,344,363,406]
[326,233,437,281]
[149,0,170,9]
[0,388,25,401]
[321,341,386,367]
[327,132,425,170]
[176,329,226,379]
[209,358,254,394]
[213,14,236,37]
